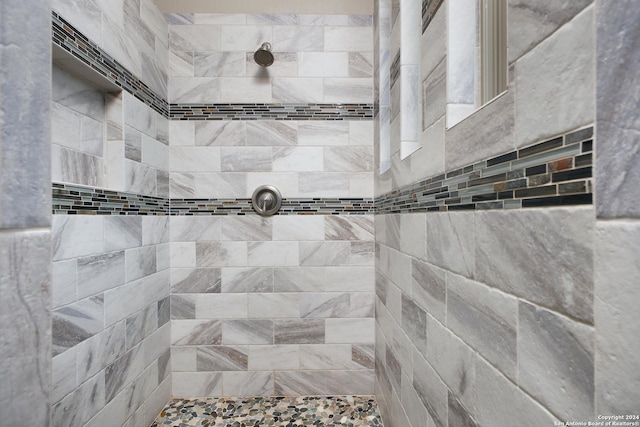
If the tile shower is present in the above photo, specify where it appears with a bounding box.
[1,0,639,427]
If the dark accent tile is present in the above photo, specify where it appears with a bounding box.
[472,193,497,202]
[548,157,573,172]
[575,153,592,167]
[565,127,593,144]
[448,204,476,211]
[506,169,524,180]
[514,185,557,199]
[487,151,517,167]
[559,181,587,194]
[552,167,593,183]
[582,140,593,153]
[522,194,593,208]
[528,174,551,187]
[519,136,563,158]
[468,173,507,187]
[526,164,547,176]
[498,191,514,200]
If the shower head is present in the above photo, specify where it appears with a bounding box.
[254,42,274,67]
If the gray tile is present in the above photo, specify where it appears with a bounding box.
[125,246,157,282]
[300,242,351,266]
[275,371,326,396]
[77,322,127,384]
[52,371,105,427]
[447,273,518,380]
[426,212,475,278]
[170,295,196,320]
[422,59,446,131]
[221,215,272,241]
[77,251,125,299]
[326,370,374,395]
[411,259,446,323]
[222,267,273,293]
[596,1,640,219]
[171,319,222,346]
[196,346,248,371]
[475,208,594,323]
[519,301,594,421]
[448,391,479,427]
[352,344,375,369]
[223,371,274,396]
[104,217,142,251]
[275,319,325,344]
[171,268,221,293]
[300,293,350,318]
[595,221,640,413]
[52,295,105,356]
[325,215,375,241]
[222,320,274,345]
[401,294,427,354]
[105,346,145,402]
[413,350,448,427]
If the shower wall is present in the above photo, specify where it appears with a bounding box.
[166,12,377,397]
[374,1,613,426]
[0,0,52,424]
[50,1,172,426]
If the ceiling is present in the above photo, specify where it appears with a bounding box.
[153,0,374,15]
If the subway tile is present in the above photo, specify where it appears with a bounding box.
[246,121,297,146]
[519,301,594,421]
[248,293,299,318]
[196,346,248,371]
[275,371,326,395]
[170,216,221,242]
[411,259,446,323]
[171,347,196,372]
[274,319,325,344]
[125,246,157,282]
[248,345,300,371]
[222,319,274,345]
[125,306,157,350]
[172,372,222,397]
[223,371,274,396]
[273,147,324,172]
[352,344,375,369]
[52,348,77,404]
[52,295,104,356]
[273,216,325,241]
[248,242,299,267]
[325,318,374,344]
[196,241,248,267]
[413,350,448,427]
[195,294,248,319]
[447,273,518,380]
[300,241,351,266]
[426,212,475,278]
[171,268,221,294]
[325,215,374,241]
[171,319,222,346]
[77,251,125,299]
[300,293,350,318]
[299,344,352,370]
[350,292,375,318]
[221,216,271,241]
[52,260,77,309]
[326,370,374,395]
[170,295,196,320]
[401,294,427,354]
[221,267,273,293]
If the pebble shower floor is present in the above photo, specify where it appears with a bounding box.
[151,396,383,426]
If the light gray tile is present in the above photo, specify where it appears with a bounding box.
[52,371,105,426]
[221,267,273,293]
[274,319,325,344]
[52,215,104,261]
[170,295,196,320]
[401,294,427,354]
[274,267,326,292]
[324,147,374,172]
[194,52,244,77]
[422,59,446,130]
[248,293,299,318]
[246,121,297,146]
[52,348,76,404]
[413,350,448,427]
[275,371,326,395]
[77,251,125,299]
[171,319,222,346]
[196,241,247,267]
[170,216,221,241]
[352,344,375,369]
[273,216,325,241]
[52,260,77,309]
[125,306,157,350]
[448,391,479,427]
[426,212,475,278]
[52,295,104,356]
[300,241,351,266]
[595,221,640,413]
[171,268,221,294]
[447,273,518,380]
[325,216,374,241]
[299,344,352,370]
[515,6,595,147]
[104,281,145,327]
[222,216,272,241]
[125,246,157,282]
[77,322,127,384]
[221,147,272,172]
[350,292,375,318]
[172,372,222,397]
[325,318,374,344]
[596,1,640,219]
[223,320,274,345]
[519,301,594,421]
[411,259,446,323]
[195,120,245,146]
[475,208,594,323]
[105,345,145,402]
[248,241,299,267]
[476,356,560,426]
[248,345,300,371]
[195,293,248,319]
[223,371,274,396]
[298,121,349,146]
[273,25,324,51]
[326,370,374,395]
[197,346,248,371]
[300,293,350,318]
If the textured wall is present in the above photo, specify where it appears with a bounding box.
[50,1,172,426]
[374,1,607,426]
[166,12,377,397]
[0,0,52,426]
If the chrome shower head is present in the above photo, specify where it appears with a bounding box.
[254,42,274,67]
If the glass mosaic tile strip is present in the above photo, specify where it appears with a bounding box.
[169,103,374,121]
[53,184,374,216]
[376,126,594,214]
[422,0,445,33]
[52,11,169,117]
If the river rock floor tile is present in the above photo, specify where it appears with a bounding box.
[151,395,383,427]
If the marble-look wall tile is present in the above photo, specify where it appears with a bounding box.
[413,349,448,427]
[52,145,104,188]
[326,318,374,344]
[52,371,106,427]
[125,306,157,350]
[222,216,271,241]
[248,241,299,267]
[248,345,300,371]
[325,146,374,172]
[53,260,77,309]
[105,217,142,251]
[518,301,594,421]
[596,0,640,219]
[475,208,594,323]
[515,6,595,147]
[196,241,248,267]
[273,26,324,51]
[197,345,248,371]
[169,77,220,103]
[275,371,326,395]
[223,371,274,396]
[325,216,374,241]
[77,251,125,299]
[298,121,349,146]
[170,146,221,172]
[172,372,222,397]
[426,212,474,279]
[246,121,297,146]
[300,293,350,318]
[325,78,373,103]
[595,221,640,413]
[272,78,324,103]
[274,319,325,344]
[272,147,323,172]
[475,356,559,426]
[272,216,325,241]
[219,77,272,103]
[248,293,299,318]
[171,268,221,294]
[300,241,351,266]
[125,246,157,282]
[104,280,145,327]
[299,52,349,77]
[300,344,352,370]
[195,121,245,147]
[170,25,221,52]
[422,59,446,131]
[411,259,446,323]
[447,273,518,380]
[195,294,248,319]
[221,147,272,172]
[223,320,274,345]
[194,52,245,77]
[52,348,76,404]
[53,295,104,356]
[326,370,374,395]
[194,172,247,198]
[401,294,427,354]
[221,267,273,293]
[105,345,145,402]
[171,319,221,346]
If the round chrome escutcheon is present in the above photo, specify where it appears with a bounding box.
[251,185,282,216]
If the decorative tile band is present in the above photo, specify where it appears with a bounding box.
[52,11,168,117]
[52,12,373,122]
[422,0,444,34]
[169,103,374,121]
[376,126,594,214]
[53,183,373,216]
[390,51,401,89]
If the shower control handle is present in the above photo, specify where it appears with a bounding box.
[251,185,282,216]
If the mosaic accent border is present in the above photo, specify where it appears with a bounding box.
[376,127,594,214]
[422,0,444,34]
[53,184,373,216]
[52,11,168,117]
[169,103,374,121]
[51,12,374,122]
